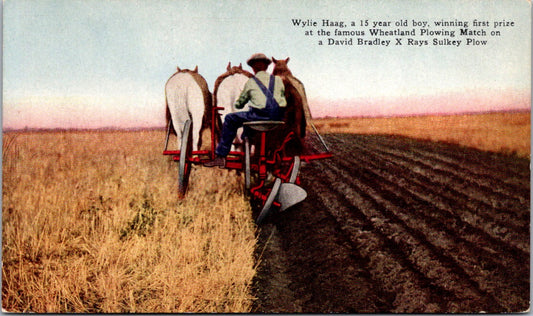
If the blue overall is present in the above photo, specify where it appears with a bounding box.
[215,75,283,157]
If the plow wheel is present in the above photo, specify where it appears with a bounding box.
[244,137,251,193]
[255,178,282,225]
[178,119,193,198]
[288,155,301,183]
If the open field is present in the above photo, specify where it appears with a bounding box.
[2,130,256,313]
[2,110,530,312]
[313,111,530,157]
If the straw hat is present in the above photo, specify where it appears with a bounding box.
[246,53,271,66]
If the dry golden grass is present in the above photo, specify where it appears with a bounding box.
[2,130,257,313]
[3,111,530,312]
[314,111,530,157]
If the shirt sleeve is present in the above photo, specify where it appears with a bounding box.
[275,77,287,108]
[234,80,252,109]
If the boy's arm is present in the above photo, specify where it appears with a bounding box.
[234,81,251,109]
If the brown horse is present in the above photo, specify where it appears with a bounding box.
[272,57,308,155]
[165,65,212,151]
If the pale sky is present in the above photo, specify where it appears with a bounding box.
[3,0,531,129]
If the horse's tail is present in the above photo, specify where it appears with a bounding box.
[202,89,213,131]
[202,90,216,149]
[194,75,212,152]
[210,90,223,142]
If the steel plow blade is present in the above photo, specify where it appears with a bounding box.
[277,183,307,212]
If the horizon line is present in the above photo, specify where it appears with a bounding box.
[3,108,529,133]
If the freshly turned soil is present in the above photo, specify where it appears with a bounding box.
[252,133,530,313]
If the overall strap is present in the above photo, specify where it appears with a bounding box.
[268,74,275,95]
[252,75,279,107]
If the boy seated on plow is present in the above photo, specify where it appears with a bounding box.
[204,53,287,168]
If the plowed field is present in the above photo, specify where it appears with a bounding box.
[252,133,530,313]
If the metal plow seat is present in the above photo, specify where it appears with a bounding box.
[243,120,285,132]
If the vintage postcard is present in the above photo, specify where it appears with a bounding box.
[2,0,530,313]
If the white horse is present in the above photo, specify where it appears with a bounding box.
[165,66,212,151]
[213,62,253,149]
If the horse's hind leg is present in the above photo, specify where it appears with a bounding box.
[191,110,203,152]
[167,102,188,149]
